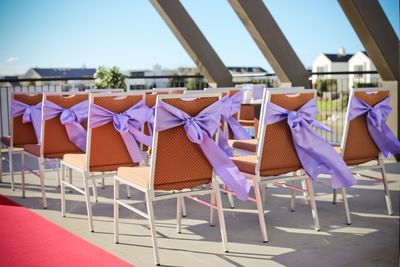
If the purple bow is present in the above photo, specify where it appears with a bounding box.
[146,106,155,136]
[265,98,356,189]
[43,100,89,152]
[218,93,252,156]
[11,100,42,143]
[252,84,265,100]
[155,99,251,201]
[348,95,400,157]
[89,100,152,163]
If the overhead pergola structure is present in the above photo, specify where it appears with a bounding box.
[151,0,398,144]
[151,0,233,87]
[338,0,399,155]
[227,0,310,88]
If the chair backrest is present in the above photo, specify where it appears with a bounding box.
[256,88,316,176]
[41,92,89,157]
[152,87,187,94]
[149,93,221,191]
[340,87,389,165]
[85,89,125,93]
[86,92,145,172]
[10,92,43,147]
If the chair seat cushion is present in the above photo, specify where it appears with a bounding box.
[239,119,255,127]
[1,136,25,148]
[117,166,150,189]
[1,136,11,147]
[333,145,377,166]
[232,155,301,177]
[229,139,257,153]
[63,153,137,172]
[63,153,86,169]
[23,144,65,159]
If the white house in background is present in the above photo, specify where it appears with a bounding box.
[348,51,379,89]
[312,48,353,92]
[125,64,174,90]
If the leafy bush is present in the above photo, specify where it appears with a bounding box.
[94,66,126,89]
[315,79,337,97]
[353,82,379,88]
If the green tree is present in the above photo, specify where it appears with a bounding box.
[94,66,126,89]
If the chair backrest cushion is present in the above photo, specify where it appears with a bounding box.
[343,90,389,165]
[153,97,218,190]
[259,92,314,176]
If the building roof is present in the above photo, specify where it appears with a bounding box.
[323,54,353,62]
[32,68,96,78]
[228,66,267,74]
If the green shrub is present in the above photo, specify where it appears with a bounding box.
[94,66,126,89]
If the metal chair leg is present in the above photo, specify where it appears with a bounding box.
[209,191,216,226]
[253,178,268,242]
[176,197,182,233]
[90,175,98,202]
[379,157,393,215]
[61,164,66,217]
[38,158,47,209]
[8,148,15,191]
[332,189,337,204]
[114,179,120,243]
[83,171,94,232]
[126,184,131,198]
[215,182,229,252]
[341,187,351,224]
[21,152,25,198]
[145,192,160,266]
[291,180,296,212]
[181,196,187,217]
[0,147,3,183]
[306,178,320,231]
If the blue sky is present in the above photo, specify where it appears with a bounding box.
[0,0,398,75]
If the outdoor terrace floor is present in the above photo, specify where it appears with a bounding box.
[0,157,399,267]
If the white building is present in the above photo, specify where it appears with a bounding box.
[348,51,379,89]
[312,48,353,92]
[125,64,174,90]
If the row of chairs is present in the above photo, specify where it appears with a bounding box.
[0,86,397,266]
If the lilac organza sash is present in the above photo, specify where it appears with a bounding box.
[348,95,400,157]
[146,106,155,136]
[43,100,89,152]
[252,84,265,100]
[89,100,152,163]
[11,100,42,142]
[218,93,251,156]
[265,98,356,188]
[155,99,250,200]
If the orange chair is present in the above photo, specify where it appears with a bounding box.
[21,92,89,208]
[61,92,147,232]
[114,93,228,266]
[335,87,395,216]
[230,88,321,242]
[0,92,42,190]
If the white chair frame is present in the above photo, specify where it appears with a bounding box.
[0,92,42,191]
[114,92,228,266]
[60,91,147,232]
[21,91,88,209]
[334,87,394,216]
[223,88,322,242]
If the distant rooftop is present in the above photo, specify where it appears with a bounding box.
[323,54,354,62]
[31,68,96,78]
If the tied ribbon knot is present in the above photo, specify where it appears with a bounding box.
[155,99,250,201]
[43,100,89,152]
[265,98,356,189]
[89,99,152,163]
[11,99,42,142]
[348,95,400,157]
[218,92,251,156]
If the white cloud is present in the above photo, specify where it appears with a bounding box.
[5,57,18,63]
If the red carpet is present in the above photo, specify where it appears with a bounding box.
[0,195,133,267]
